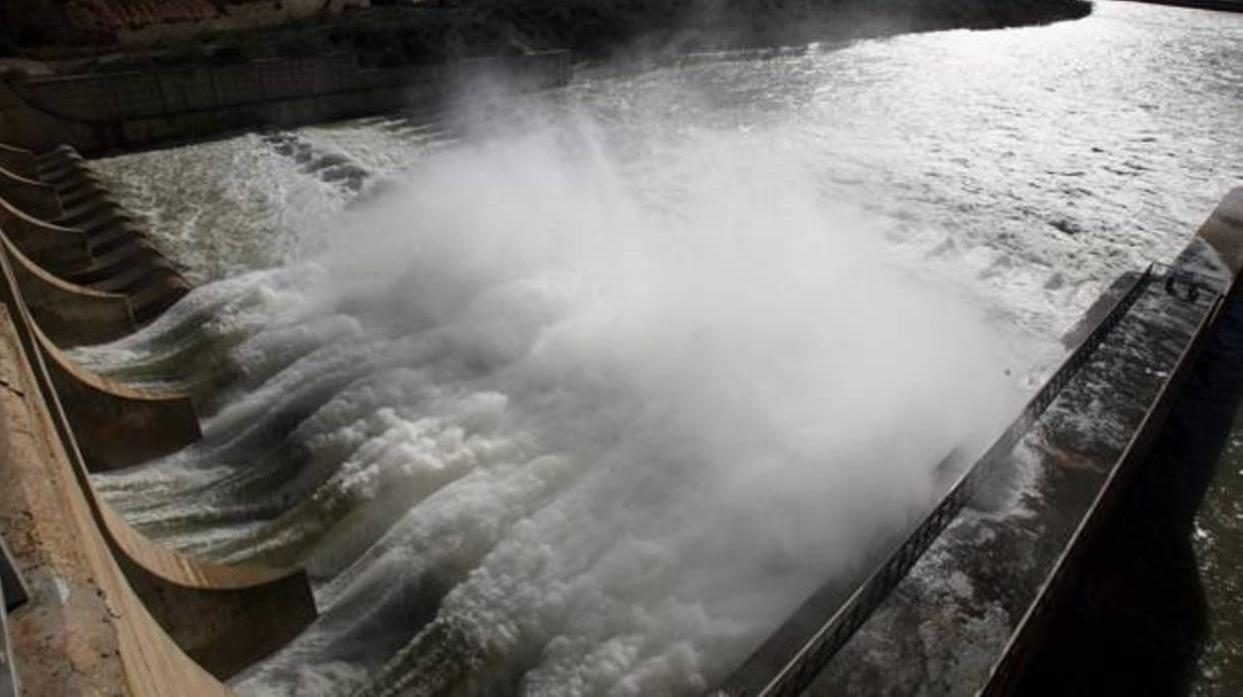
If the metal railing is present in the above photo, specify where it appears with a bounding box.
[716,264,1157,697]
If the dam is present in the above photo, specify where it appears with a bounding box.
[0,1,1241,695]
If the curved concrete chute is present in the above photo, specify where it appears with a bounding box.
[59,198,131,228]
[41,160,103,187]
[69,207,137,239]
[33,147,87,178]
[0,163,63,222]
[28,318,202,471]
[0,305,236,696]
[0,142,37,179]
[86,257,178,293]
[0,231,136,347]
[0,194,94,270]
[100,503,319,678]
[125,271,193,324]
[34,144,81,166]
[61,199,127,231]
[0,256,316,684]
[0,200,185,319]
[57,183,112,214]
[49,171,109,202]
[65,240,170,284]
[36,148,96,179]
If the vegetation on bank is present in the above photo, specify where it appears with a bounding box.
[3,0,1091,73]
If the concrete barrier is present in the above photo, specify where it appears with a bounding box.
[0,163,63,222]
[0,248,317,683]
[0,231,135,346]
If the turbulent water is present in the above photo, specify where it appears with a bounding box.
[81,2,1243,695]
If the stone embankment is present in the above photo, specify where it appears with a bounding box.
[0,139,318,695]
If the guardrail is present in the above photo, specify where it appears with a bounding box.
[977,266,1229,697]
[716,264,1157,697]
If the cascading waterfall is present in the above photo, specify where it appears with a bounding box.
[81,115,1018,695]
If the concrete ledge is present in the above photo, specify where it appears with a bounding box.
[0,232,135,347]
[0,165,63,222]
[0,194,93,271]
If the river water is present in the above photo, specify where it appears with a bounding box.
[81,2,1243,695]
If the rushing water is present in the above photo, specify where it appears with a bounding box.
[82,2,1243,695]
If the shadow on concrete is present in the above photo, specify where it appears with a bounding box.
[1013,286,1243,696]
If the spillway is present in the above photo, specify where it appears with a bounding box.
[0,2,1239,695]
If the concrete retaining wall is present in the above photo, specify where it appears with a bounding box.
[0,50,573,154]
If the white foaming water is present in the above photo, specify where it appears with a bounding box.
[91,116,1018,695]
[92,134,348,283]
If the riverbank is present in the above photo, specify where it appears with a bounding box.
[1126,0,1243,13]
[5,0,1093,77]
[466,0,1094,58]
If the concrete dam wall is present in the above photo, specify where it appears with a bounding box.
[0,50,572,155]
